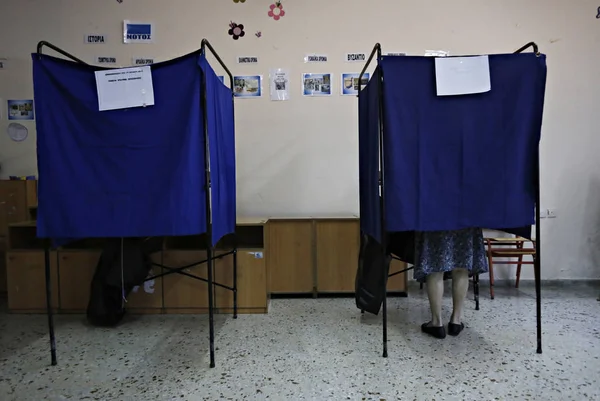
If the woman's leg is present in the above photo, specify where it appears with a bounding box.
[426,272,444,326]
[422,272,446,338]
[450,268,469,324]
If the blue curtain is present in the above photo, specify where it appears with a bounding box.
[198,55,237,247]
[381,53,547,235]
[358,68,382,242]
[32,51,207,241]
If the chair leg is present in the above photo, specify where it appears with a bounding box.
[489,261,495,300]
[515,255,523,288]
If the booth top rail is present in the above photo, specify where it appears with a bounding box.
[36,41,88,64]
[201,39,234,91]
[36,39,236,88]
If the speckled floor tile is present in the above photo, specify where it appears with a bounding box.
[0,282,598,400]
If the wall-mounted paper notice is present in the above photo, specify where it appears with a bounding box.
[132,57,154,65]
[269,68,290,101]
[85,34,107,44]
[304,54,328,63]
[94,66,155,111]
[344,52,366,62]
[425,50,449,57]
[434,56,491,96]
[237,56,259,64]
[96,56,117,65]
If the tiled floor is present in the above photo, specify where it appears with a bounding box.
[0,282,599,400]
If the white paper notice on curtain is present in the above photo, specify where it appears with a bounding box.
[94,66,155,111]
[434,56,491,96]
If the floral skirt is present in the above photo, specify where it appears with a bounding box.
[413,228,488,283]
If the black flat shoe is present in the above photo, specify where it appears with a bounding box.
[448,322,465,336]
[421,322,446,339]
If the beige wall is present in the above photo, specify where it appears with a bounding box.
[0,0,599,280]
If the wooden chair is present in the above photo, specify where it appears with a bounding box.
[484,237,536,299]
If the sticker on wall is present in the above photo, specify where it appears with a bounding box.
[96,56,117,65]
[228,22,245,40]
[344,53,367,63]
[268,2,285,20]
[234,75,262,98]
[269,68,290,101]
[425,50,449,57]
[7,123,28,142]
[84,34,107,44]
[304,54,328,63]
[237,56,259,64]
[302,73,332,96]
[132,57,154,65]
[123,20,154,44]
[7,100,34,120]
[341,72,369,96]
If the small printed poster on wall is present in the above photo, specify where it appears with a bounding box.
[341,73,369,96]
[84,34,107,44]
[123,20,154,44]
[302,73,331,96]
[234,75,262,98]
[269,68,290,101]
[304,54,328,63]
[96,56,117,65]
[132,57,154,66]
[7,100,34,120]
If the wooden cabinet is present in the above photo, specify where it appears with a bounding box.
[266,218,408,295]
[5,218,269,315]
[6,250,59,312]
[0,180,37,237]
[0,180,37,295]
[0,238,6,294]
[162,248,268,314]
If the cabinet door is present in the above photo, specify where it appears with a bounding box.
[162,250,209,311]
[267,220,313,294]
[0,238,6,294]
[126,252,163,310]
[0,181,28,237]
[231,249,267,310]
[6,250,59,312]
[58,250,101,311]
[388,258,408,293]
[316,219,359,293]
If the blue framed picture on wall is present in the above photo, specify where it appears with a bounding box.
[233,75,262,98]
[302,73,332,96]
[341,72,370,96]
[7,100,34,121]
